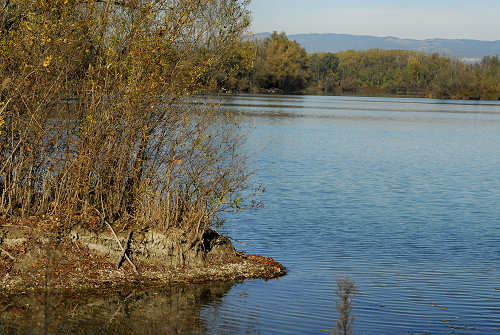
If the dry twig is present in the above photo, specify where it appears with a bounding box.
[105,221,139,275]
[0,246,15,260]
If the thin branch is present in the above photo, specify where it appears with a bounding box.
[0,246,15,260]
[226,235,249,247]
[92,0,138,9]
[105,220,139,275]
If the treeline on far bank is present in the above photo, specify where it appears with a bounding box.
[210,32,500,100]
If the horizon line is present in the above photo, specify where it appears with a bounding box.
[251,31,500,43]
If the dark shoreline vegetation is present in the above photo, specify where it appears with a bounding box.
[212,31,500,100]
[0,0,285,293]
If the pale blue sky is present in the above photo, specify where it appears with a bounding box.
[248,0,500,41]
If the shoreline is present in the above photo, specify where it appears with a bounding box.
[0,222,286,294]
[211,90,500,102]
[1,253,286,295]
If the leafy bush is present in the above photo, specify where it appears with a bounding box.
[0,0,251,248]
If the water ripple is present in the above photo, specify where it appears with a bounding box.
[210,95,500,335]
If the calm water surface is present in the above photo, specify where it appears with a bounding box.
[210,95,500,334]
[2,95,499,334]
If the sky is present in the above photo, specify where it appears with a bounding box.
[248,0,500,41]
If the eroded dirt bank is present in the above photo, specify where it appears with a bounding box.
[0,220,286,293]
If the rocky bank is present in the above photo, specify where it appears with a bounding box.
[0,220,286,292]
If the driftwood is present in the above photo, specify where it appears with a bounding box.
[105,221,139,275]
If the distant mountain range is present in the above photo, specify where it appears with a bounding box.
[253,33,500,62]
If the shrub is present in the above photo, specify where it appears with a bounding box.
[0,0,251,248]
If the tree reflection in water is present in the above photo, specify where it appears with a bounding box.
[0,282,237,335]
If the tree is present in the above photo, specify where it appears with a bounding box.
[254,31,310,93]
[308,52,339,93]
[0,0,252,249]
[206,40,257,93]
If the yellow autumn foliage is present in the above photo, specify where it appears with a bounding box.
[0,111,4,136]
[0,0,252,244]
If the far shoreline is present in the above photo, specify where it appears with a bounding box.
[213,89,500,102]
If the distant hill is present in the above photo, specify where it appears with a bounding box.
[253,33,500,62]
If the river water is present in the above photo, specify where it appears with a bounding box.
[2,95,499,334]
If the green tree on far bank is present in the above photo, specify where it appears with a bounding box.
[253,32,310,93]
[308,52,339,93]
[218,32,500,100]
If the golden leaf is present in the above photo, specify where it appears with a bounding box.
[42,55,52,67]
